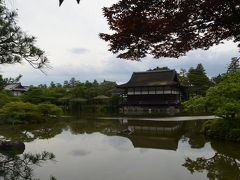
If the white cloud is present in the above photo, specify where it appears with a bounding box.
[69,48,90,54]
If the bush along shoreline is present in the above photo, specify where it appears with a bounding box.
[0,102,63,124]
[183,71,240,143]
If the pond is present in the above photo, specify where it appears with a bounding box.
[0,118,239,180]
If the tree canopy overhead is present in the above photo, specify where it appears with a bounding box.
[100,0,240,60]
[59,0,80,6]
[0,0,48,69]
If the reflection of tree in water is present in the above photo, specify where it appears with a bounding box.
[183,152,240,179]
[183,121,206,149]
[0,119,120,143]
[183,125,240,180]
[0,121,66,142]
[69,119,120,135]
[0,151,55,180]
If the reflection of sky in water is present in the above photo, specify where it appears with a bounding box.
[70,149,91,156]
[177,137,215,160]
[23,129,211,180]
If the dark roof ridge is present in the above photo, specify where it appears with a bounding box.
[6,82,21,85]
[117,69,179,88]
[133,69,176,74]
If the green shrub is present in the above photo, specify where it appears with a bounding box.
[0,91,14,108]
[0,102,63,124]
[0,102,40,124]
[202,119,230,139]
[183,95,207,113]
[37,103,63,117]
[206,72,240,119]
[228,129,240,142]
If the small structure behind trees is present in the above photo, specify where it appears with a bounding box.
[4,83,29,96]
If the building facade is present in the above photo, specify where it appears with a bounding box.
[4,83,29,96]
[117,70,188,115]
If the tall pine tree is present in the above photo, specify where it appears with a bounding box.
[227,57,240,73]
[187,64,210,96]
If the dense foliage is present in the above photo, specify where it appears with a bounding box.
[21,79,119,111]
[100,0,240,60]
[0,0,48,68]
[184,71,240,118]
[181,58,240,141]
[0,102,63,124]
[177,63,211,96]
[207,72,240,119]
[183,60,240,141]
[0,74,22,91]
[59,0,80,6]
[0,91,15,108]
[183,96,207,114]
[0,77,120,123]
[183,152,240,179]
[187,64,211,95]
[203,118,240,142]
[227,57,240,73]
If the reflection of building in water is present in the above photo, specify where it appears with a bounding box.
[119,119,183,151]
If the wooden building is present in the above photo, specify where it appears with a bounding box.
[4,83,29,96]
[117,70,188,115]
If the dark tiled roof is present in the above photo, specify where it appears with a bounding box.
[4,83,29,91]
[117,70,179,88]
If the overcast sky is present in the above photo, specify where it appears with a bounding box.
[1,0,239,85]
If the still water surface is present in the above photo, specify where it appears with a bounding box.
[0,118,239,180]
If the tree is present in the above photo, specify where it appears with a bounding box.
[187,64,211,95]
[183,95,207,113]
[100,0,240,60]
[50,81,56,88]
[206,72,240,119]
[0,90,13,108]
[0,74,4,90]
[184,71,240,118]
[0,74,23,90]
[211,74,223,84]
[0,151,55,180]
[59,0,80,6]
[183,154,240,180]
[3,74,22,84]
[37,103,63,117]
[147,66,170,71]
[178,69,189,86]
[21,87,45,104]
[227,57,240,73]
[63,80,69,88]
[69,77,77,87]
[0,0,48,68]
